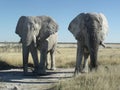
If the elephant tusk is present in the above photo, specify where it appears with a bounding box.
[33,35,37,47]
[100,42,106,48]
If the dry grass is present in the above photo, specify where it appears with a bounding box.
[51,47,120,90]
[0,46,120,90]
[52,65,120,90]
[0,52,35,69]
[56,47,76,68]
[0,47,76,68]
[0,47,120,68]
[56,47,120,68]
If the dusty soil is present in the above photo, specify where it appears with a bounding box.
[0,68,74,90]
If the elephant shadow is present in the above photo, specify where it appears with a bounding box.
[0,68,73,84]
[0,60,34,70]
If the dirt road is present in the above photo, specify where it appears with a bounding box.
[0,68,74,90]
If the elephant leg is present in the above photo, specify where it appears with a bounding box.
[88,29,99,71]
[82,53,89,73]
[22,45,29,75]
[50,50,56,70]
[89,48,98,71]
[38,49,47,75]
[46,53,49,69]
[30,42,39,73]
[74,41,83,75]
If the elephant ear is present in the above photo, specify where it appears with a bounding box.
[68,13,85,40]
[37,16,58,41]
[97,13,109,42]
[15,16,26,37]
[47,18,58,34]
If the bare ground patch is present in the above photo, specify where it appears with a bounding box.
[0,68,74,90]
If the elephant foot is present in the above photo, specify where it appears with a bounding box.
[23,68,29,76]
[37,69,47,75]
[32,69,38,74]
[82,68,88,73]
[50,67,56,70]
[74,67,82,76]
[46,66,49,70]
[74,71,81,77]
[89,64,98,72]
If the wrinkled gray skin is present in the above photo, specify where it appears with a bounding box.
[15,16,58,75]
[37,33,58,71]
[68,13,108,75]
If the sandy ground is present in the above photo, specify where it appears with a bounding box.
[0,68,74,90]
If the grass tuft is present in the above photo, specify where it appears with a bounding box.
[52,65,120,90]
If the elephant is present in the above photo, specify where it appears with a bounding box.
[37,32,58,71]
[15,16,58,75]
[68,12,108,75]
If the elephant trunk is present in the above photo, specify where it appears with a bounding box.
[21,30,36,47]
[87,28,99,70]
[89,47,98,70]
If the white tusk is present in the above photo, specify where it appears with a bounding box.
[33,35,37,47]
[100,42,106,48]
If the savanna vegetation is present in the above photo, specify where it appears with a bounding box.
[0,43,120,90]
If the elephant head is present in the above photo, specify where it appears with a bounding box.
[15,16,58,75]
[68,13,108,74]
[16,16,58,46]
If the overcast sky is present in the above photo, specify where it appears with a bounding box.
[0,0,120,43]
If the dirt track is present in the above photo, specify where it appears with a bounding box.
[0,68,74,90]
